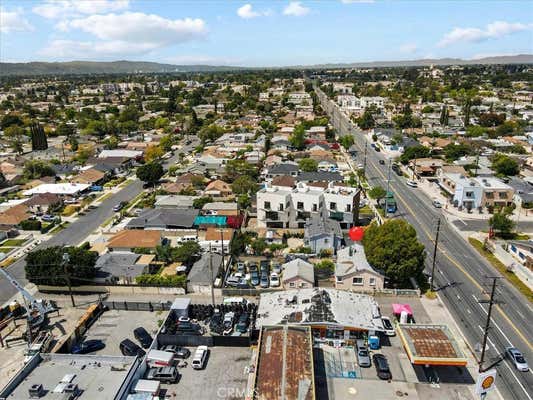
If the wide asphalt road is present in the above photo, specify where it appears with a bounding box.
[316,86,533,400]
[0,138,199,305]
[451,218,533,233]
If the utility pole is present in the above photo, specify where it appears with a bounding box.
[430,218,441,292]
[219,228,225,275]
[209,244,215,306]
[363,142,368,177]
[62,253,75,307]
[383,159,392,217]
[478,277,502,373]
[412,158,417,181]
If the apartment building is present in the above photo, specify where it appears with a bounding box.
[440,173,514,210]
[257,182,359,229]
[288,92,311,105]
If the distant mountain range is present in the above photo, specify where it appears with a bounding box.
[1,55,532,76]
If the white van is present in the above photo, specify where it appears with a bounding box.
[146,349,175,368]
[191,345,208,370]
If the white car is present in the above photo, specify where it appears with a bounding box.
[406,180,418,188]
[506,347,529,372]
[270,272,280,287]
[381,316,396,336]
[432,199,443,208]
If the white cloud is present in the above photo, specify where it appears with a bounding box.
[33,0,129,19]
[399,43,418,54]
[1,7,34,33]
[59,12,207,45]
[237,4,261,19]
[438,21,532,47]
[39,39,155,59]
[40,12,207,59]
[283,1,310,17]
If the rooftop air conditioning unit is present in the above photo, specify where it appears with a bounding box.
[64,383,78,393]
[29,383,44,398]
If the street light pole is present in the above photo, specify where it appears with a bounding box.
[430,218,441,292]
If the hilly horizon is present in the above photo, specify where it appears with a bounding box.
[1,54,532,76]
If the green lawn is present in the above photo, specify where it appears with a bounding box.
[469,237,532,303]
[0,247,15,253]
[1,239,26,247]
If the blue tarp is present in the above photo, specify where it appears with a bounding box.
[194,215,227,226]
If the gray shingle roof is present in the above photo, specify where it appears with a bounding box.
[126,208,198,229]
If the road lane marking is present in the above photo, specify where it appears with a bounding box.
[503,359,533,400]
[473,298,514,347]
[328,95,533,351]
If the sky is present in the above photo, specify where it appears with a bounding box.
[1,0,532,66]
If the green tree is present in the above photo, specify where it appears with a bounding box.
[363,220,426,286]
[368,186,387,201]
[489,212,515,238]
[136,162,164,186]
[193,196,213,209]
[25,246,98,286]
[339,135,355,149]
[172,241,201,265]
[231,175,258,195]
[289,124,306,150]
[1,113,24,129]
[492,154,519,176]
[55,122,75,137]
[224,159,258,182]
[251,238,267,255]
[400,145,430,164]
[298,158,318,172]
[443,143,473,161]
[23,160,56,179]
[357,109,375,130]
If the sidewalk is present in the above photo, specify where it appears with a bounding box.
[420,295,504,400]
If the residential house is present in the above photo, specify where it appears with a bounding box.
[410,158,444,177]
[187,252,224,294]
[304,215,343,254]
[107,230,162,252]
[507,177,533,210]
[126,208,198,230]
[94,252,155,284]
[23,193,62,214]
[265,163,299,179]
[199,227,233,254]
[335,243,385,291]
[204,180,233,198]
[281,258,315,289]
[506,241,533,270]
[0,204,30,229]
[71,168,106,185]
[154,195,199,209]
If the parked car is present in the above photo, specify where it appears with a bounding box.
[379,159,385,165]
[236,262,246,274]
[41,214,56,222]
[260,260,270,273]
[236,313,250,333]
[381,317,396,336]
[133,327,153,348]
[113,201,127,212]
[506,347,529,372]
[226,275,241,287]
[373,354,392,380]
[432,199,443,208]
[119,339,145,357]
[192,345,209,369]
[223,312,235,335]
[270,272,280,287]
[260,272,269,288]
[159,345,191,359]
[250,270,260,286]
[71,339,105,355]
[249,263,258,273]
[89,185,103,192]
[356,340,371,368]
[406,180,418,188]
[145,366,179,383]
[272,263,282,274]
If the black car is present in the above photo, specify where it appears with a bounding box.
[379,159,385,165]
[373,354,392,380]
[260,260,270,274]
[250,270,260,286]
[119,339,146,357]
[71,339,105,354]
[159,345,191,359]
[236,313,249,333]
[391,164,402,176]
[133,327,153,348]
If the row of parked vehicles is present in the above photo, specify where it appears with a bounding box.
[144,345,209,383]
[226,260,282,289]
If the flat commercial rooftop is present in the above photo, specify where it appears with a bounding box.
[0,354,139,400]
[255,326,314,400]
[397,324,467,366]
[256,288,385,332]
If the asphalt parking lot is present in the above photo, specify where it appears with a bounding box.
[81,309,162,355]
[158,346,253,400]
